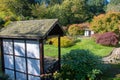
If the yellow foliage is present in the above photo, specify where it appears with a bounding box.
[0,0,15,20]
[68,24,80,36]
[47,36,74,48]
[90,12,120,34]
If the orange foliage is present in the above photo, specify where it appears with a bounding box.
[90,12,120,34]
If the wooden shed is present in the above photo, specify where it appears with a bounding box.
[0,19,64,80]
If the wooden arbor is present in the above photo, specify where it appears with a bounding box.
[0,19,64,80]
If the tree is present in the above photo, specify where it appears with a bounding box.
[90,12,120,34]
[0,0,13,18]
[8,0,33,17]
[87,0,108,16]
[46,0,91,25]
[49,0,62,5]
[106,0,120,12]
[30,3,47,18]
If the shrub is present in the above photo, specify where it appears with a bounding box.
[68,24,85,36]
[47,36,74,48]
[54,49,105,80]
[96,32,119,46]
[90,12,120,34]
[68,24,80,36]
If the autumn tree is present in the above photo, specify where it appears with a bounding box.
[0,0,13,19]
[90,12,120,34]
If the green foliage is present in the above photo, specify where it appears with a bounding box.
[54,49,104,80]
[49,0,62,5]
[47,36,74,48]
[106,0,120,12]
[46,0,91,25]
[90,12,120,34]
[87,0,106,15]
[0,18,5,26]
[8,0,32,17]
[30,3,47,18]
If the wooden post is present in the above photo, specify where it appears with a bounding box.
[58,35,61,70]
[12,39,16,79]
[24,40,28,80]
[0,39,5,72]
[40,40,44,74]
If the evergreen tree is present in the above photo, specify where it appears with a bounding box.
[87,0,108,15]
[106,0,120,12]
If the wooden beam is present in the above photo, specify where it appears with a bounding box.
[24,40,28,80]
[12,39,16,79]
[58,35,61,70]
[40,40,44,74]
[0,39,5,72]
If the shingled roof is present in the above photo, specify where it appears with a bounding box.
[0,19,64,39]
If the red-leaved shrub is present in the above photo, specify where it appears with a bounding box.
[96,32,119,46]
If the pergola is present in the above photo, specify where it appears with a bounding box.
[0,19,64,80]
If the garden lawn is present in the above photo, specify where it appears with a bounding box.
[44,38,114,58]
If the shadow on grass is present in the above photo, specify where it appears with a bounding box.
[98,64,120,80]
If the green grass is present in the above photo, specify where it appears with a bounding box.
[44,38,114,58]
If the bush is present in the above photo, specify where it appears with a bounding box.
[54,49,105,80]
[96,32,119,46]
[68,24,80,36]
[68,23,90,36]
[47,36,74,48]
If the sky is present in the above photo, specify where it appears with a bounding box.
[107,0,110,2]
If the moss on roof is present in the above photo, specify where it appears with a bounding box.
[0,19,60,39]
